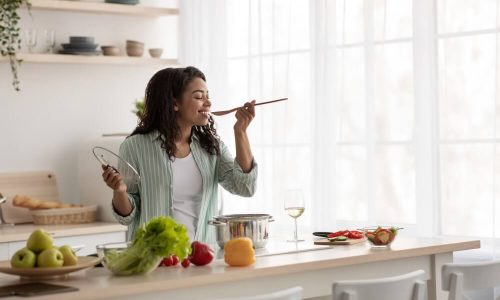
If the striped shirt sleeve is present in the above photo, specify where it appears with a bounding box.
[111,137,142,225]
[217,141,258,197]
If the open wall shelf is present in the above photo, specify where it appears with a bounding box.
[27,0,178,17]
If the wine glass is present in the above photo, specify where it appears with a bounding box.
[25,29,37,53]
[284,188,305,242]
[43,29,56,53]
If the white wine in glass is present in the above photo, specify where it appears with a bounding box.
[285,207,305,218]
[284,189,305,242]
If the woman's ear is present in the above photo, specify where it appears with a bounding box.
[173,100,179,111]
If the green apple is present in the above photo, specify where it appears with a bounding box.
[10,248,36,268]
[59,245,78,266]
[37,248,64,268]
[27,229,53,254]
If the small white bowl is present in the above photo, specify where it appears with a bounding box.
[148,48,163,58]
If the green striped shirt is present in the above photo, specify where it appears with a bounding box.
[111,131,258,244]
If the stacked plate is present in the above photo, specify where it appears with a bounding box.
[105,0,139,5]
[59,36,101,56]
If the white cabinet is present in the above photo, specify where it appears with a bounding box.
[0,244,8,261]
[2,227,126,260]
[7,231,126,257]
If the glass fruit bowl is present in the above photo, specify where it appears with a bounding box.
[95,242,130,269]
[95,242,162,275]
[362,226,402,247]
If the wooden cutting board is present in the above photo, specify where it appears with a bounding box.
[0,171,59,224]
[314,238,367,245]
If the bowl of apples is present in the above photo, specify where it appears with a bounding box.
[0,229,101,278]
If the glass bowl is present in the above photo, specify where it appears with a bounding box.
[95,242,163,275]
[95,242,130,269]
[362,226,401,247]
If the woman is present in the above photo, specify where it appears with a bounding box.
[102,66,258,244]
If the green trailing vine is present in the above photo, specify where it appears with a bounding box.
[0,0,31,91]
[132,97,145,119]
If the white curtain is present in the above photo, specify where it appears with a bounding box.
[180,0,500,254]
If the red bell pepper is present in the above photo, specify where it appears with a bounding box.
[188,241,215,266]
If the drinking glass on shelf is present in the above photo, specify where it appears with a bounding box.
[25,29,37,53]
[43,29,56,53]
[284,188,305,242]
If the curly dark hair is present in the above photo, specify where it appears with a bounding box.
[131,66,220,159]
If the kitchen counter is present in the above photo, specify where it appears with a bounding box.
[0,236,480,300]
[0,222,127,243]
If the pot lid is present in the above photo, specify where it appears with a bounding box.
[214,214,272,221]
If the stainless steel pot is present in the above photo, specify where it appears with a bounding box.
[208,214,274,249]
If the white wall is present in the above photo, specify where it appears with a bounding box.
[0,0,178,204]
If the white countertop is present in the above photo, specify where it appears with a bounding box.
[0,236,480,300]
[0,222,127,243]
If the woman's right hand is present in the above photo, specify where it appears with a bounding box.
[102,165,127,193]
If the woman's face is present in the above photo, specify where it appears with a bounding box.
[175,77,211,127]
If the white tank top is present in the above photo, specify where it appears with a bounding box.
[171,152,203,241]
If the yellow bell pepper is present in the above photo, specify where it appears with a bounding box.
[224,237,256,267]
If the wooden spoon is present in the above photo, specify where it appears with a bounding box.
[211,98,288,116]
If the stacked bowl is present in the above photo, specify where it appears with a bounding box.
[101,45,120,56]
[60,36,101,55]
[126,40,144,57]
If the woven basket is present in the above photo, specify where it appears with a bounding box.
[31,205,98,225]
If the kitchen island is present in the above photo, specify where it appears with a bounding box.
[0,236,479,300]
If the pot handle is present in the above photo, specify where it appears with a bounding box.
[268,217,275,222]
[208,220,226,226]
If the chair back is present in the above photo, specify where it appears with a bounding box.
[208,286,303,300]
[442,260,500,300]
[332,270,426,300]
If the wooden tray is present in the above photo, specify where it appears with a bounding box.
[314,238,367,245]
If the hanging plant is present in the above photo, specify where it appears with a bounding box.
[132,97,145,120]
[0,0,32,91]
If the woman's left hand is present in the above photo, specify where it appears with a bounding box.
[234,100,256,132]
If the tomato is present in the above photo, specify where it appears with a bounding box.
[328,230,363,239]
[162,256,173,267]
[347,231,363,239]
[181,258,190,268]
[171,255,179,266]
[327,230,349,238]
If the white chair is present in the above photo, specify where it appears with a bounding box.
[332,270,427,300]
[442,260,500,300]
[207,286,303,300]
